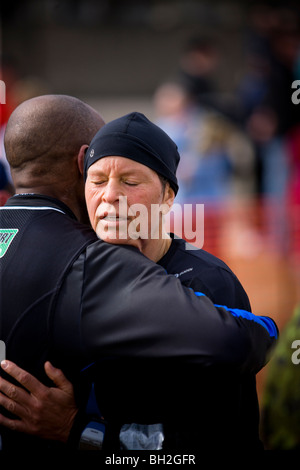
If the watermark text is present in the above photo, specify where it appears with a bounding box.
[0,80,6,104]
[0,340,5,362]
[291,340,300,364]
[291,80,300,105]
[95,197,204,250]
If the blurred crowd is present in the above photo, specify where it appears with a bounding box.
[153,3,299,201]
[0,3,299,262]
[152,3,300,266]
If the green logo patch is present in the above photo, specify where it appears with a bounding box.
[0,229,18,258]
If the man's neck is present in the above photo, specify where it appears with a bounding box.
[14,187,89,225]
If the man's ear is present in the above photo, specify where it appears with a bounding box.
[78,144,89,175]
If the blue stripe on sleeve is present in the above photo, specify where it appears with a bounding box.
[215,304,278,339]
[193,292,278,339]
[194,291,205,297]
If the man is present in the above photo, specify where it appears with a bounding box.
[0,96,277,451]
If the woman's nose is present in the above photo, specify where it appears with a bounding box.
[101,180,122,204]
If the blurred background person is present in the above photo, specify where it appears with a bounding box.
[153,81,256,205]
[177,35,221,112]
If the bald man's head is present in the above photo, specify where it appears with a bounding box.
[4,94,105,179]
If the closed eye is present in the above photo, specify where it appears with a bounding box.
[91,180,106,185]
[123,181,139,186]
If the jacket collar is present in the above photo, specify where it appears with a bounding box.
[5,193,78,220]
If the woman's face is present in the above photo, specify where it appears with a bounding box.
[85,156,174,249]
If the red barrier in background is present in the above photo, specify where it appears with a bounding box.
[171,197,299,260]
[0,191,10,206]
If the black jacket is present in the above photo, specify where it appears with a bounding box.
[0,194,277,450]
[157,236,260,449]
[158,234,251,310]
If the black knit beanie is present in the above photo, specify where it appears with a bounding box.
[84,112,180,194]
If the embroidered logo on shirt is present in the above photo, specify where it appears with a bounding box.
[0,229,18,258]
[174,267,193,278]
[0,340,5,361]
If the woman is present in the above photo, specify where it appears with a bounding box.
[83,111,250,308]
